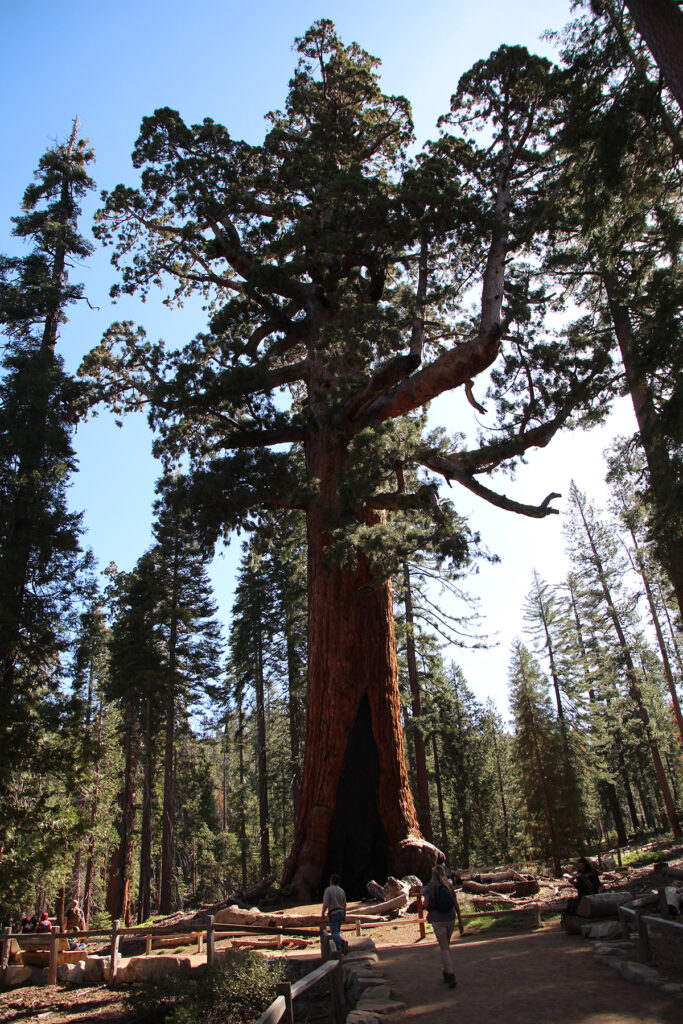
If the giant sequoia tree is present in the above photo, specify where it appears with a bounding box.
[84,26,615,896]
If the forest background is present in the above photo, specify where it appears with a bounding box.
[1,0,682,923]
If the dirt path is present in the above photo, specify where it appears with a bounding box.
[376,922,681,1024]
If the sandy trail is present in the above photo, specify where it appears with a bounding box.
[375,923,681,1024]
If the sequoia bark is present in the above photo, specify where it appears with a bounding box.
[282,431,441,898]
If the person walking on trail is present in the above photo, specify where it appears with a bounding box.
[322,873,348,953]
[423,863,457,989]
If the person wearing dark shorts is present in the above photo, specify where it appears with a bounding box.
[423,864,457,988]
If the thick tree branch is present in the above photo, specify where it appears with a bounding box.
[357,146,513,426]
[343,352,422,422]
[445,468,561,518]
[464,379,486,414]
[365,483,442,512]
[419,411,571,477]
[356,324,502,424]
[264,359,309,389]
[212,425,305,450]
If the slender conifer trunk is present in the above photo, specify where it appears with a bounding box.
[138,697,154,922]
[254,599,271,877]
[160,530,179,913]
[575,490,680,836]
[402,563,433,841]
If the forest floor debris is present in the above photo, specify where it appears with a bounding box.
[2,843,682,1022]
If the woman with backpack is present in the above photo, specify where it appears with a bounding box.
[423,863,457,989]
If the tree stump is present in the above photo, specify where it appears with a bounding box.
[576,892,633,918]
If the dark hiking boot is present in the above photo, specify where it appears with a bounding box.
[446,973,456,989]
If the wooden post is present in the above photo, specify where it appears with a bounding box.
[355,920,361,936]
[415,889,426,940]
[617,847,622,867]
[635,908,652,963]
[145,933,152,956]
[48,930,59,986]
[109,919,120,987]
[330,957,346,1024]
[454,893,464,936]
[276,981,294,1024]
[1,927,10,987]
[207,916,215,968]
[531,902,542,929]
[197,931,204,955]
[319,925,330,962]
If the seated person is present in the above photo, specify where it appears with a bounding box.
[20,912,37,933]
[35,912,52,933]
[564,857,601,917]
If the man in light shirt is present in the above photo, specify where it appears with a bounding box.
[321,873,347,953]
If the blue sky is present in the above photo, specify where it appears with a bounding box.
[1,0,634,713]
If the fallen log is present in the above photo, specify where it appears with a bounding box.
[362,893,408,915]
[232,875,276,906]
[213,906,387,929]
[662,866,683,882]
[366,880,385,902]
[461,879,539,897]
[230,937,309,950]
[576,892,633,918]
[477,870,528,885]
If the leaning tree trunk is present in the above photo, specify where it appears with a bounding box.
[604,275,683,624]
[625,0,683,115]
[282,432,441,898]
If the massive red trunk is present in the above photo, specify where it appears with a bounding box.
[282,431,441,899]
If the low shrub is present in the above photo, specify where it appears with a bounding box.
[127,950,286,1024]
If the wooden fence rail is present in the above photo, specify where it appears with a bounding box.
[618,903,683,963]
[255,933,345,1024]
[2,890,548,992]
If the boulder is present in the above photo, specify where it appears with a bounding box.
[4,965,33,987]
[83,955,107,983]
[581,921,623,940]
[57,961,86,985]
[617,961,662,987]
[117,955,192,984]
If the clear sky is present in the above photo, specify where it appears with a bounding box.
[1,0,634,715]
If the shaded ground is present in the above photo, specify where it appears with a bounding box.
[377,922,682,1024]
[0,986,129,1023]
